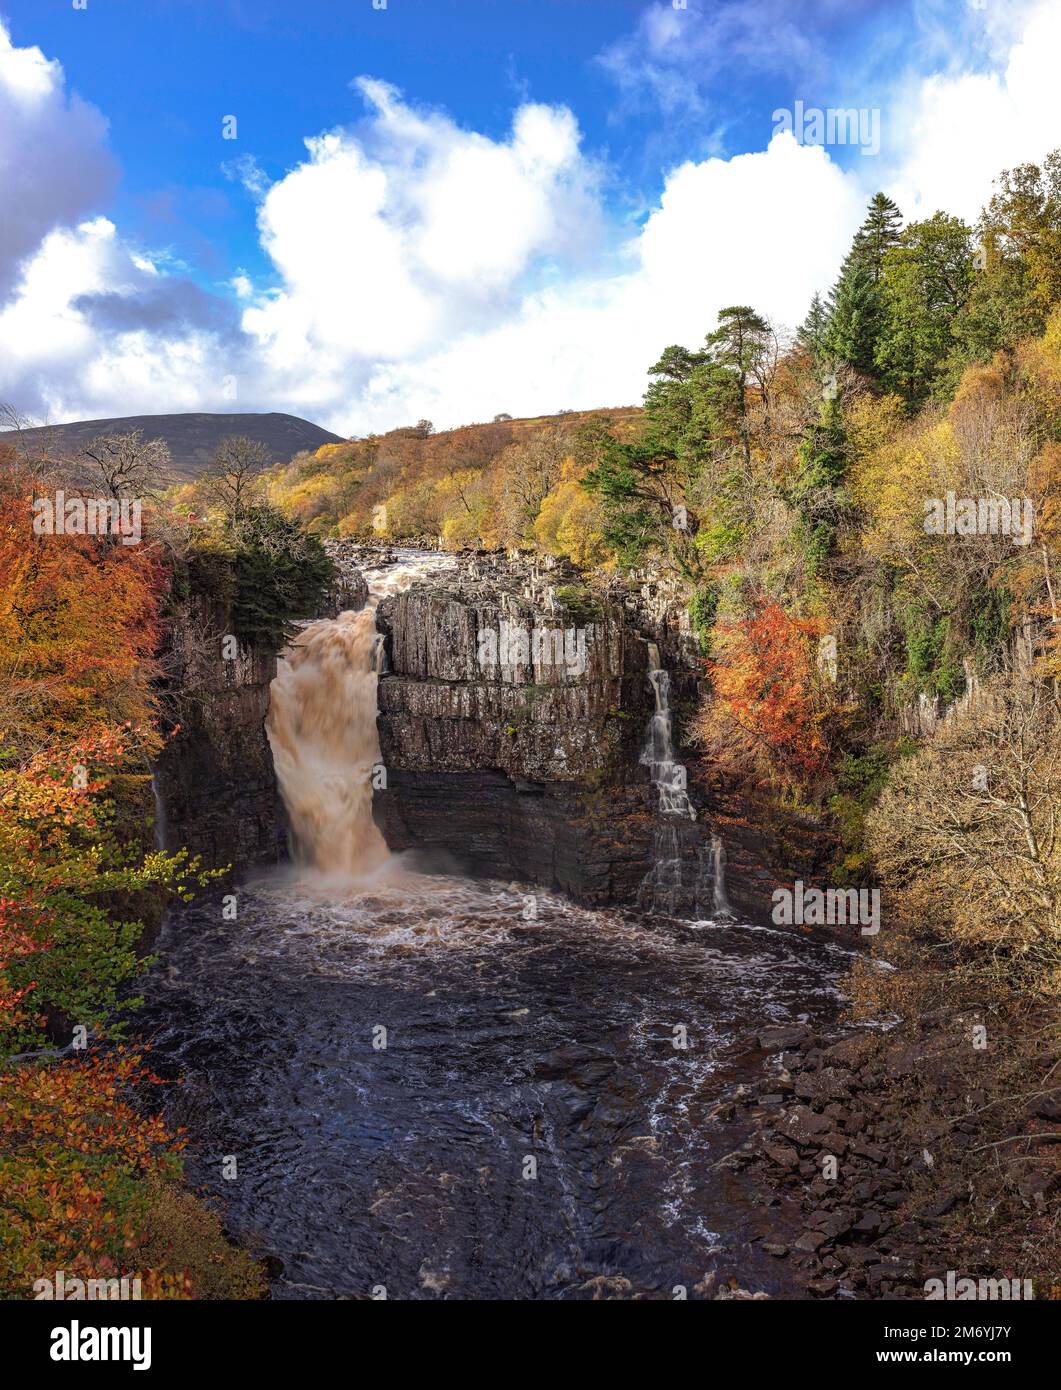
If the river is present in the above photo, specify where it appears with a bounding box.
[134,554,849,1299]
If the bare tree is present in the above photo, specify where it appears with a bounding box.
[202,435,270,522]
[80,431,171,501]
[867,680,1061,992]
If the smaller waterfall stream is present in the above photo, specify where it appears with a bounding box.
[638,643,736,919]
[708,832,734,919]
[641,642,695,820]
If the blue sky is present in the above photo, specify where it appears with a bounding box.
[0,0,1058,433]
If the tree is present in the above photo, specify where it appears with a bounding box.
[0,465,164,752]
[979,151,1061,326]
[223,503,336,645]
[866,685,1060,995]
[705,305,776,478]
[824,193,904,374]
[797,292,830,362]
[875,213,974,404]
[78,432,170,502]
[694,599,829,786]
[947,150,1061,377]
[789,396,850,576]
[202,435,270,523]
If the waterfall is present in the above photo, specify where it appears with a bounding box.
[641,642,696,820]
[266,607,390,881]
[150,772,168,852]
[266,554,452,883]
[709,833,734,919]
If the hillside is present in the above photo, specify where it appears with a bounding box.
[257,405,644,548]
[14,411,345,479]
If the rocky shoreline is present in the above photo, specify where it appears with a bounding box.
[710,1007,1060,1299]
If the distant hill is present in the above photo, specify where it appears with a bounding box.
[13,412,346,479]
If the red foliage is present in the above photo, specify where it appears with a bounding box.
[698,599,829,785]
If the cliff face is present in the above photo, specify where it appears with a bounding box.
[368,551,832,919]
[372,556,660,904]
[153,592,283,875]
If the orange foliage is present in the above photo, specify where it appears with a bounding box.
[697,600,829,785]
[0,1048,192,1299]
[0,467,164,753]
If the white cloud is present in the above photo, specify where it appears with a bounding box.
[883,0,1061,222]
[348,133,862,432]
[242,79,603,370]
[0,3,1059,436]
[0,17,116,298]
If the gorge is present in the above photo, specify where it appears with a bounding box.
[134,549,854,1299]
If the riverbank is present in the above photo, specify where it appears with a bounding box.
[716,975,1060,1299]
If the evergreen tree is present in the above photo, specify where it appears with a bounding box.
[823,193,903,374]
[874,212,974,405]
[789,396,849,577]
[797,292,830,362]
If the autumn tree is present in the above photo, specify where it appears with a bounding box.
[695,599,829,786]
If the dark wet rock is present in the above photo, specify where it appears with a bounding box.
[794,1068,855,1103]
[775,1105,833,1146]
[758,1026,811,1051]
[760,1137,800,1171]
[317,548,368,617]
[153,590,283,875]
[807,1277,839,1296]
[850,1140,887,1164]
[822,1034,879,1069]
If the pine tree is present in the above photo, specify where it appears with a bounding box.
[797,292,830,361]
[823,193,903,374]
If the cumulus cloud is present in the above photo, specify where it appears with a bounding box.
[883,0,1061,223]
[0,218,240,422]
[347,133,862,432]
[0,3,1058,434]
[243,79,604,368]
[0,18,116,298]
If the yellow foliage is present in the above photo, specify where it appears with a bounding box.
[845,394,908,465]
[853,417,960,561]
[533,462,607,567]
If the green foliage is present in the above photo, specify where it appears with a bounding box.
[969,583,1011,671]
[552,585,604,623]
[224,504,335,647]
[688,583,720,653]
[900,608,966,701]
[874,213,974,404]
[789,397,849,575]
[823,192,903,373]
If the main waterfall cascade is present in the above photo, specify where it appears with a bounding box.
[266,555,453,882]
